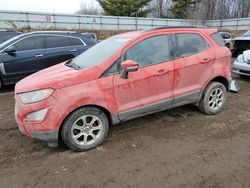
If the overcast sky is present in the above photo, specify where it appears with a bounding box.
[0,0,99,14]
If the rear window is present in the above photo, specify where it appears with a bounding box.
[175,33,209,58]
[46,36,83,48]
[211,33,225,46]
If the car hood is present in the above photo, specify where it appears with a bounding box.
[15,62,101,93]
[242,50,250,63]
[234,50,250,64]
[233,36,250,41]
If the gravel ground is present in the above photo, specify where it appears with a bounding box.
[0,75,250,188]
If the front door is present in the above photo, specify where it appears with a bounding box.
[3,35,46,83]
[113,34,175,121]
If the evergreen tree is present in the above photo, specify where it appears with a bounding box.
[170,0,200,19]
[97,0,153,17]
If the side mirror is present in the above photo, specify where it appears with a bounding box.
[5,46,16,54]
[120,60,139,79]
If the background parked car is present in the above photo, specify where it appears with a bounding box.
[0,31,96,89]
[232,50,250,77]
[231,30,250,57]
[0,29,22,44]
[219,31,232,48]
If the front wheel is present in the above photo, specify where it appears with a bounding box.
[199,82,227,115]
[61,107,109,151]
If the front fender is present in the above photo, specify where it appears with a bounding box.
[53,76,118,127]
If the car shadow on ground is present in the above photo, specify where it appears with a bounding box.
[0,84,15,93]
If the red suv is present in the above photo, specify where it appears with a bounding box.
[15,27,239,151]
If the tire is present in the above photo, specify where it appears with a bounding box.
[199,82,227,115]
[61,107,109,151]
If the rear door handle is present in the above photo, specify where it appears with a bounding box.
[35,54,44,58]
[69,49,77,52]
[200,58,211,64]
[157,69,170,75]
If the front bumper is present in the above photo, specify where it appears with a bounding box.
[15,94,63,146]
[31,130,58,143]
[232,60,250,76]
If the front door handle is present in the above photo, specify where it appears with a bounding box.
[35,54,44,58]
[69,49,77,52]
[157,69,170,75]
[200,58,211,64]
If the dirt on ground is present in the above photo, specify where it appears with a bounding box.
[0,75,250,188]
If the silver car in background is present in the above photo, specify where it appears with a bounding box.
[232,50,250,76]
[219,32,232,49]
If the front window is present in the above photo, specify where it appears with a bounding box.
[125,35,173,67]
[14,36,45,51]
[71,37,131,69]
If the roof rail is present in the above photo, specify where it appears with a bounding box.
[150,26,208,31]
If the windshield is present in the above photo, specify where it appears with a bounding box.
[0,35,21,49]
[71,37,131,69]
[243,30,250,36]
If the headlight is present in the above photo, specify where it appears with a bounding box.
[234,55,243,64]
[19,88,54,104]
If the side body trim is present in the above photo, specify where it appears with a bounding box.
[118,91,201,122]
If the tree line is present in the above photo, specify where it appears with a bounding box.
[76,0,250,20]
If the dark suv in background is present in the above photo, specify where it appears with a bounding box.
[0,31,96,89]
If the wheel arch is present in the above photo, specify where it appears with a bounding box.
[58,104,118,143]
[209,76,230,91]
[196,76,230,106]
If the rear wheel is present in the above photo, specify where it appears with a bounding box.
[61,107,109,151]
[199,82,227,115]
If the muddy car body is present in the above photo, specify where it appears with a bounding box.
[15,27,238,151]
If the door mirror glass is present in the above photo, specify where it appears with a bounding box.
[5,46,16,53]
[120,60,139,79]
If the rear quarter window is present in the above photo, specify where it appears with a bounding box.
[211,33,225,46]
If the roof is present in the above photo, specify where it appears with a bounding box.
[113,26,217,39]
[113,30,144,38]
[151,26,208,31]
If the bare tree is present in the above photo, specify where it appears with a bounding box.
[150,0,172,18]
[188,0,250,20]
[76,1,102,15]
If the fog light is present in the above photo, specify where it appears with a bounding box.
[26,109,48,121]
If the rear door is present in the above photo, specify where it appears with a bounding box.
[113,34,176,121]
[172,32,214,105]
[3,35,45,83]
[45,35,87,67]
